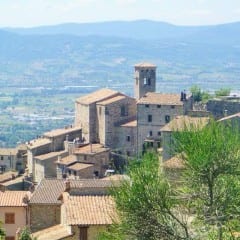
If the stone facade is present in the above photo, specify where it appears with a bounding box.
[207,97,240,119]
[134,62,157,100]
[30,204,61,232]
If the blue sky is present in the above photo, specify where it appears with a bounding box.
[0,0,240,27]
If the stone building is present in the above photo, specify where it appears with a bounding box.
[26,126,82,181]
[137,92,192,154]
[29,178,117,233]
[75,88,136,148]
[56,143,110,179]
[207,96,240,119]
[0,145,27,173]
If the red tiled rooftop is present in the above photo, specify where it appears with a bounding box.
[65,195,116,226]
[0,191,30,207]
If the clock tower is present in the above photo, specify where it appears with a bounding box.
[134,62,157,100]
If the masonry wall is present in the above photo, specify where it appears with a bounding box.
[137,103,183,152]
[97,97,136,148]
[30,204,61,232]
[75,103,90,142]
[207,98,240,119]
[114,125,137,156]
[76,151,110,178]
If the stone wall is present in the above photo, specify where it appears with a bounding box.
[137,103,183,152]
[97,97,136,147]
[30,204,61,232]
[207,98,240,119]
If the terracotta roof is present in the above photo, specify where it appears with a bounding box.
[74,144,110,155]
[0,148,18,156]
[0,191,30,207]
[57,155,77,166]
[44,126,81,138]
[32,224,72,240]
[67,163,93,171]
[134,62,157,68]
[35,151,67,161]
[162,156,185,169]
[0,171,18,183]
[120,120,137,127]
[97,95,127,105]
[65,195,116,226]
[218,112,240,122]
[27,138,51,149]
[161,116,209,132]
[76,88,119,105]
[137,92,184,105]
[29,178,114,205]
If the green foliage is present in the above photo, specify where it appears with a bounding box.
[173,120,240,239]
[99,152,190,240]
[215,88,231,97]
[190,85,211,103]
[0,221,6,239]
[19,227,36,240]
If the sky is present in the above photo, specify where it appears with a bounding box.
[0,0,240,28]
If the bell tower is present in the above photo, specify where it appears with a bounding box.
[134,62,157,100]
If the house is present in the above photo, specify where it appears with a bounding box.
[26,126,82,182]
[56,143,110,179]
[29,178,117,233]
[0,145,27,173]
[0,190,30,240]
[161,116,209,160]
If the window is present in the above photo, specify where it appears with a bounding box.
[144,77,147,85]
[84,155,87,161]
[73,171,77,176]
[120,106,128,117]
[127,151,130,156]
[145,104,149,108]
[5,213,15,224]
[148,115,152,122]
[126,136,131,142]
[157,105,161,108]
[0,156,3,160]
[149,131,153,137]
[147,78,151,86]
[165,115,170,123]
[171,105,175,109]
[79,227,88,240]
[158,131,161,136]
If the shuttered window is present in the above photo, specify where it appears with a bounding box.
[79,227,88,240]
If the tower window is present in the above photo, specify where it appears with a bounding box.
[126,136,131,142]
[145,104,149,108]
[147,78,151,85]
[144,77,147,85]
[148,115,152,122]
[165,115,170,123]
[149,131,153,137]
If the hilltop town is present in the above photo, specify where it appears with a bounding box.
[1,62,240,239]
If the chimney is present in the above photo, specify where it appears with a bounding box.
[64,179,71,192]
[57,155,61,163]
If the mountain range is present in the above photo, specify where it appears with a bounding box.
[0,20,240,92]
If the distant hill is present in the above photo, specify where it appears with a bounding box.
[0,20,240,92]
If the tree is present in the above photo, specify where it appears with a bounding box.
[215,88,231,97]
[173,120,240,239]
[190,85,210,103]
[18,227,37,240]
[99,152,191,240]
[0,222,5,240]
